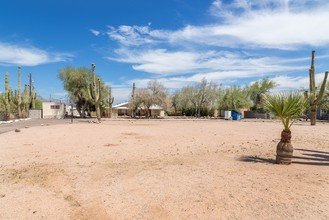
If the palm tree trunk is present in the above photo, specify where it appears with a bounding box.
[276,129,293,164]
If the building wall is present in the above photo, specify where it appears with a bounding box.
[150,109,165,117]
[42,102,66,119]
[244,111,269,119]
[29,109,42,119]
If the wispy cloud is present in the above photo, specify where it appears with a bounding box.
[93,0,329,102]
[107,24,156,46]
[101,0,329,77]
[165,1,329,49]
[0,42,73,66]
[104,1,329,50]
[271,73,328,91]
[217,0,329,49]
[109,48,308,76]
[90,29,101,36]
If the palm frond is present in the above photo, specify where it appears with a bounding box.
[262,92,308,130]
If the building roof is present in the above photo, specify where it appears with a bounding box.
[113,102,163,110]
[149,104,162,110]
[113,102,129,108]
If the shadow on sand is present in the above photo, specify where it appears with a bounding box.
[239,148,329,166]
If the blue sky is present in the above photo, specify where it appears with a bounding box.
[1,0,329,104]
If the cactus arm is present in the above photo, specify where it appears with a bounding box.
[108,86,114,118]
[89,83,95,100]
[308,50,328,126]
[97,78,101,100]
[317,71,328,102]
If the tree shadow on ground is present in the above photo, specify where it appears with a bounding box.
[239,148,329,166]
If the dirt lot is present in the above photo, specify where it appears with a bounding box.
[0,119,328,219]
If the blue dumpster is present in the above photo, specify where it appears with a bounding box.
[231,110,242,120]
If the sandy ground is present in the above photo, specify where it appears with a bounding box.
[0,119,328,220]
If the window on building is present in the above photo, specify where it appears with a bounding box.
[50,105,60,109]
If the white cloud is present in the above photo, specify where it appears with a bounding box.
[164,9,329,49]
[90,29,101,36]
[100,0,329,100]
[0,42,73,66]
[101,0,329,84]
[204,0,329,49]
[271,72,328,91]
[105,1,329,49]
[107,25,157,46]
[109,48,308,76]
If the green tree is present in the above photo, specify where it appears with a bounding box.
[130,88,152,117]
[170,78,219,117]
[171,91,180,115]
[147,80,170,110]
[192,78,218,117]
[175,86,194,116]
[170,87,193,116]
[246,77,277,112]
[59,66,90,117]
[129,80,169,118]
[58,66,109,118]
[262,92,308,164]
[35,99,43,109]
[218,85,251,111]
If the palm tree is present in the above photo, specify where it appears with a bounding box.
[262,92,308,164]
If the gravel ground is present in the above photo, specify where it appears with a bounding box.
[0,118,75,134]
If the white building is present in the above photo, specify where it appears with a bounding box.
[42,102,66,119]
[112,102,165,118]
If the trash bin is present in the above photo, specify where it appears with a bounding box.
[224,111,232,120]
[231,110,242,120]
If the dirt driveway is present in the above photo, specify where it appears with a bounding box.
[0,119,328,219]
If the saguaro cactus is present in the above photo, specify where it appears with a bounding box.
[89,63,102,122]
[132,82,136,98]
[17,67,22,118]
[22,85,30,118]
[4,72,11,120]
[29,73,36,109]
[108,86,114,118]
[30,86,36,109]
[309,50,328,126]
